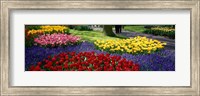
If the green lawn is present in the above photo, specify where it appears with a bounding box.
[124,25,146,33]
[69,29,127,42]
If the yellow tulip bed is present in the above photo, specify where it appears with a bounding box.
[94,36,167,54]
[27,25,69,35]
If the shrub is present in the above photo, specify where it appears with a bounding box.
[144,25,154,29]
[144,25,175,29]
[25,25,41,30]
[144,27,175,39]
[68,25,76,29]
[74,25,93,31]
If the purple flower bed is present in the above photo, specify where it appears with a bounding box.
[25,41,175,71]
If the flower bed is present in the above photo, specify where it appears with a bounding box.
[34,33,81,47]
[28,51,140,71]
[25,42,175,71]
[25,25,70,47]
[27,25,70,35]
[144,27,175,39]
[94,36,167,55]
[121,50,175,71]
[25,25,175,71]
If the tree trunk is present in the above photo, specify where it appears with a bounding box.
[103,25,116,37]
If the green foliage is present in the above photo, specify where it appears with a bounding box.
[68,25,76,29]
[124,25,146,33]
[144,25,175,29]
[144,25,154,29]
[69,29,126,42]
[63,28,70,34]
[25,25,41,30]
[25,34,39,47]
[157,25,175,28]
[144,27,175,39]
[74,25,93,31]
[115,35,128,39]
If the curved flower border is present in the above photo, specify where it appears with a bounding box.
[28,51,140,71]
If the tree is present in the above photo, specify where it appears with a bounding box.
[103,25,116,37]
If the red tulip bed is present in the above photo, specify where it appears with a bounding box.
[28,51,140,71]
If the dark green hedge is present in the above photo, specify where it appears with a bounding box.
[144,27,175,39]
[74,25,93,31]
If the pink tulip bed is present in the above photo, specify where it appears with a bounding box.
[34,33,81,47]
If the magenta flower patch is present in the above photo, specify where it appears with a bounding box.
[34,33,81,47]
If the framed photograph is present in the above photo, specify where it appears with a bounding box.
[1,0,199,95]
